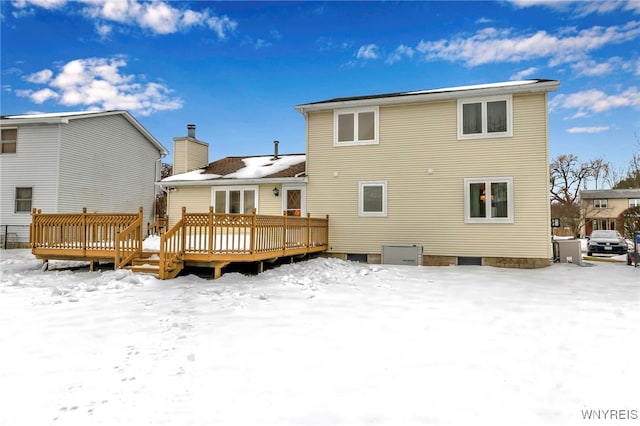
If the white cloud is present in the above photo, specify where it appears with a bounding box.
[11,0,66,10]
[16,56,183,116]
[254,39,271,49]
[570,57,626,77]
[415,22,640,67]
[567,126,610,134]
[507,0,640,15]
[356,44,379,60]
[96,23,112,37]
[510,67,538,80]
[386,45,414,64]
[550,87,640,117]
[11,0,237,38]
[24,68,53,84]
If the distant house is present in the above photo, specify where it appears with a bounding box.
[294,79,560,268]
[160,125,307,227]
[580,188,640,236]
[0,111,168,246]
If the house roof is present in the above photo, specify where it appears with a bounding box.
[1,110,168,156]
[294,79,560,113]
[162,154,306,186]
[581,189,640,199]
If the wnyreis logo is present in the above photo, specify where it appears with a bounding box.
[581,409,638,421]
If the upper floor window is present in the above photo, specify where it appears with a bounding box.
[594,199,608,209]
[334,107,378,146]
[457,95,512,139]
[358,181,387,217]
[629,199,640,208]
[464,177,514,223]
[15,187,32,213]
[212,186,258,214]
[1,128,17,154]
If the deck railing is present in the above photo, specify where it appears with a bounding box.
[30,207,143,259]
[158,207,329,278]
[114,208,144,268]
[158,217,185,280]
[30,206,329,279]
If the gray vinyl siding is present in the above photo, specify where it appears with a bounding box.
[0,124,60,234]
[57,115,161,224]
[306,93,551,259]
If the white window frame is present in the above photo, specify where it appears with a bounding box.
[211,185,259,214]
[464,177,514,223]
[457,95,512,140]
[1,128,17,154]
[594,199,608,209]
[15,186,32,214]
[358,181,387,217]
[628,199,640,208]
[334,106,379,146]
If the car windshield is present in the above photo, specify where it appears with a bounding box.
[590,230,619,238]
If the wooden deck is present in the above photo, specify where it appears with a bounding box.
[30,207,329,279]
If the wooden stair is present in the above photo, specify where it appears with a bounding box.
[124,251,161,277]
[124,251,183,279]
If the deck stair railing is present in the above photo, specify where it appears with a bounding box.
[114,208,144,269]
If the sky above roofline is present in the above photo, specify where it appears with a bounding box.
[1,0,639,178]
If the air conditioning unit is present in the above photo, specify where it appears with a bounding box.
[381,244,423,266]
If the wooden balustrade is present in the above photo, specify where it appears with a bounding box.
[30,206,329,279]
[115,208,144,268]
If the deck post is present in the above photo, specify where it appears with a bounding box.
[181,206,187,254]
[30,208,37,249]
[326,214,329,249]
[250,208,257,254]
[306,212,311,249]
[82,207,87,257]
[208,206,214,255]
[282,210,287,256]
[138,207,143,247]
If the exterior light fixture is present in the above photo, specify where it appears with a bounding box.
[273,187,280,197]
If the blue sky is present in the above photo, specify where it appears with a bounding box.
[2,0,639,177]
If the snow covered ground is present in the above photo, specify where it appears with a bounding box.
[0,249,638,426]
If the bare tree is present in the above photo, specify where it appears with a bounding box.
[549,154,611,237]
[590,157,610,190]
[550,154,593,204]
[614,132,640,189]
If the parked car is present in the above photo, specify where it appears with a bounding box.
[587,230,628,256]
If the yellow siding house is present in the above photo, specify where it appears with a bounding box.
[295,79,560,268]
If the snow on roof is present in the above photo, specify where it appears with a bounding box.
[163,154,306,183]
[403,80,540,95]
[163,169,221,182]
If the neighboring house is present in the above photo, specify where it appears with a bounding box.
[0,111,168,246]
[160,125,307,227]
[580,188,640,236]
[294,79,560,268]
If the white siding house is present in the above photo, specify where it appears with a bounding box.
[0,111,168,246]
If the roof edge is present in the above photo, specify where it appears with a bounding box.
[1,110,168,156]
[295,79,560,113]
